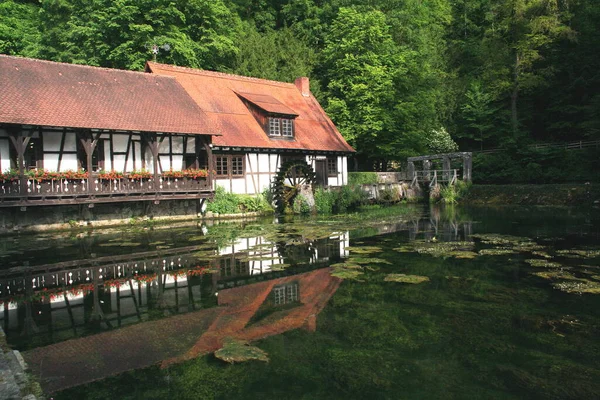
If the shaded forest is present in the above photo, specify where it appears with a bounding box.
[1,0,599,181]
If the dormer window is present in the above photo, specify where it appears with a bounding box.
[269,117,294,138]
[236,92,298,140]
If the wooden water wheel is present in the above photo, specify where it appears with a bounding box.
[271,159,317,212]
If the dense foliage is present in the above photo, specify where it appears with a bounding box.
[2,0,600,178]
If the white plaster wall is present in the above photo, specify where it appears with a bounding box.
[44,154,59,171]
[0,139,10,172]
[60,154,78,171]
[113,154,126,172]
[171,137,184,171]
[103,140,112,171]
[341,156,348,185]
[158,155,171,172]
[132,142,142,171]
[230,178,246,193]
[144,147,153,170]
[171,155,183,171]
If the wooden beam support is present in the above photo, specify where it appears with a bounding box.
[7,126,31,197]
[143,133,161,189]
[200,136,214,189]
[76,130,101,194]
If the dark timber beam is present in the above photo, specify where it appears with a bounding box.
[7,126,31,197]
[200,136,214,189]
[143,133,161,189]
[76,129,101,194]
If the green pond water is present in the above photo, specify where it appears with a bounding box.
[1,205,599,399]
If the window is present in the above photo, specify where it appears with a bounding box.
[273,282,299,305]
[282,119,293,137]
[327,157,338,176]
[269,118,281,136]
[215,156,228,176]
[215,155,245,178]
[24,138,43,169]
[269,117,294,138]
[231,156,244,176]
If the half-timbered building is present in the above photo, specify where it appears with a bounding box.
[0,55,217,207]
[0,55,354,211]
[146,62,355,194]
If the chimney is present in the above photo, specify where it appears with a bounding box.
[295,77,310,97]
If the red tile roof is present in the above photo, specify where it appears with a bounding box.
[0,55,217,135]
[235,92,298,116]
[146,62,355,153]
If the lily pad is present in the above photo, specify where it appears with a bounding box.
[532,270,575,280]
[478,249,517,256]
[214,337,269,364]
[345,246,383,255]
[471,234,532,246]
[330,263,364,281]
[531,251,553,259]
[412,241,475,258]
[384,274,430,284]
[552,280,600,294]
[448,251,479,259]
[347,257,391,265]
[556,249,600,259]
[525,259,563,268]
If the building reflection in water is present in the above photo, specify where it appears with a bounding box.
[0,213,474,392]
[0,230,350,347]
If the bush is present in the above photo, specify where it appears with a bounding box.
[292,195,312,214]
[206,186,239,214]
[348,172,378,185]
[313,186,368,214]
[314,187,335,214]
[207,186,273,214]
[473,148,600,184]
[379,187,401,203]
[333,185,369,213]
[439,180,471,204]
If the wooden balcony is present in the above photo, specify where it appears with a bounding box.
[0,173,213,207]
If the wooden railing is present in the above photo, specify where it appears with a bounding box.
[412,169,458,188]
[477,139,600,154]
[0,174,211,206]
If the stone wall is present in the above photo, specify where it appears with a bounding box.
[0,199,206,234]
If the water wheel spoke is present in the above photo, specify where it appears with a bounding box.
[272,159,317,213]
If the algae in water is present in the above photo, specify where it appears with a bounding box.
[384,274,430,284]
[214,337,269,364]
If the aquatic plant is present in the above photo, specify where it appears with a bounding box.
[384,274,430,284]
[214,337,269,364]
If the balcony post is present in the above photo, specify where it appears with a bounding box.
[7,126,30,197]
[201,136,213,190]
[76,129,100,194]
[143,133,161,190]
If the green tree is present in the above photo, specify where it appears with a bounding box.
[37,0,241,70]
[483,0,574,137]
[460,81,498,150]
[231,22,316,84]
[321,7,400,166]
[0,0,41,57]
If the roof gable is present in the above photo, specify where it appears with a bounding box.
[0,55,216,135]
[146,62,355,153]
